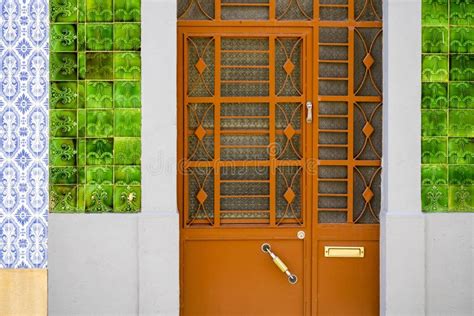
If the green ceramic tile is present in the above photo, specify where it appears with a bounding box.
[422,165,448,185]
[51,0,78,22]
[422,184,448,212]
[50,82,78,109]
[50,138,77,166]
[450,0,474,26]
[78,139,87,166]
[450,54,474,81]
[50,110,78,137]
[422,110,447,136]
[115,166,141,185]
[449,165,474,185]
[85,185,113,212]
[86,166,113,184]
[78,0,86,22]
[421,0,474,213]
[49,0,142,213]
[448,137,474,164]
[78,167,86,184]
[78,109,86,137]
[113,186,141,212]
[86,0,113,22]
[78,52,86,79]
[51,24,77,52]
[50,53,78,81]
[77,24,86,51]
[450,27,474,54]
[114,23,141,51]
[77,185,86,210]
[86,81,113,108]
[422,0,448,26]
[50,185,80,212]
[422,137,448,164]
[86,138,114,165]
[50,167,78,185]
[114,81,141,108]
[422,55,449,82]
[449,110,474,137]
[449,82,474,109]
[114,52,141,79]
[422,82,448,109]
[448,185,474,211]
[86,53,113,79]
[422,27,448,53]
[78,81,86,108]
[86,110,114,137]
[114,0,141,22]
[115,109,141,137]
[114,137,141,165]
[86,24,113,51]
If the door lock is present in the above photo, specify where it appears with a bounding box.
[261,243,298,284]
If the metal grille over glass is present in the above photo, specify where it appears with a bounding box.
[178,0,383,226]
[316,0,382,224]
[183,34,307,226]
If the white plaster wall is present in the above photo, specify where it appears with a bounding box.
[382,0,474,315]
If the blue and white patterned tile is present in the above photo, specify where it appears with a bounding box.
[0,0,48,269]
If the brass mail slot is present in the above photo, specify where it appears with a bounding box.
[324,246,365,258]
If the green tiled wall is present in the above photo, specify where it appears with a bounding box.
[50,0,141,213]
[422,0,474,212]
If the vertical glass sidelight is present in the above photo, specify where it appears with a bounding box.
[421,0,474,212]
[49,0,142,213]
[316,0,383,224]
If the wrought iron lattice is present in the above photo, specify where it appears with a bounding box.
[187,37,215,97]
[178,0,383,226]
[316,0,383,224]
[178,0,215,20]
[183,34,306,226]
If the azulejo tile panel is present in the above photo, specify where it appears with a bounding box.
[422,0,474,212]
[49,0,142,213]
[0,0,49,268]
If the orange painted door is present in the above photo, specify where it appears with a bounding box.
[178,27,313,315]
[177,1,382,315]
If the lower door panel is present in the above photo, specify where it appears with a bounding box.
[182,239,305,316]
[316,240,379,316]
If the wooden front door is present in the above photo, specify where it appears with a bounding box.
[177,1,382,315]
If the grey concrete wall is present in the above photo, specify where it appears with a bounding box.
[48,0,179,315]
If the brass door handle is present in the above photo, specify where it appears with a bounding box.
[306,101,313,123]
[261,243,297,284]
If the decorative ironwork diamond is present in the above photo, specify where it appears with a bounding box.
[363,53,375,69]
[362,122,374,138]
[363,187,374,203]
[195,58,207,74]
[284,124,296,139]
[196,189,208,204]
[284,188,296,204]
[283,59,295,75]
[194,124,206,140]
